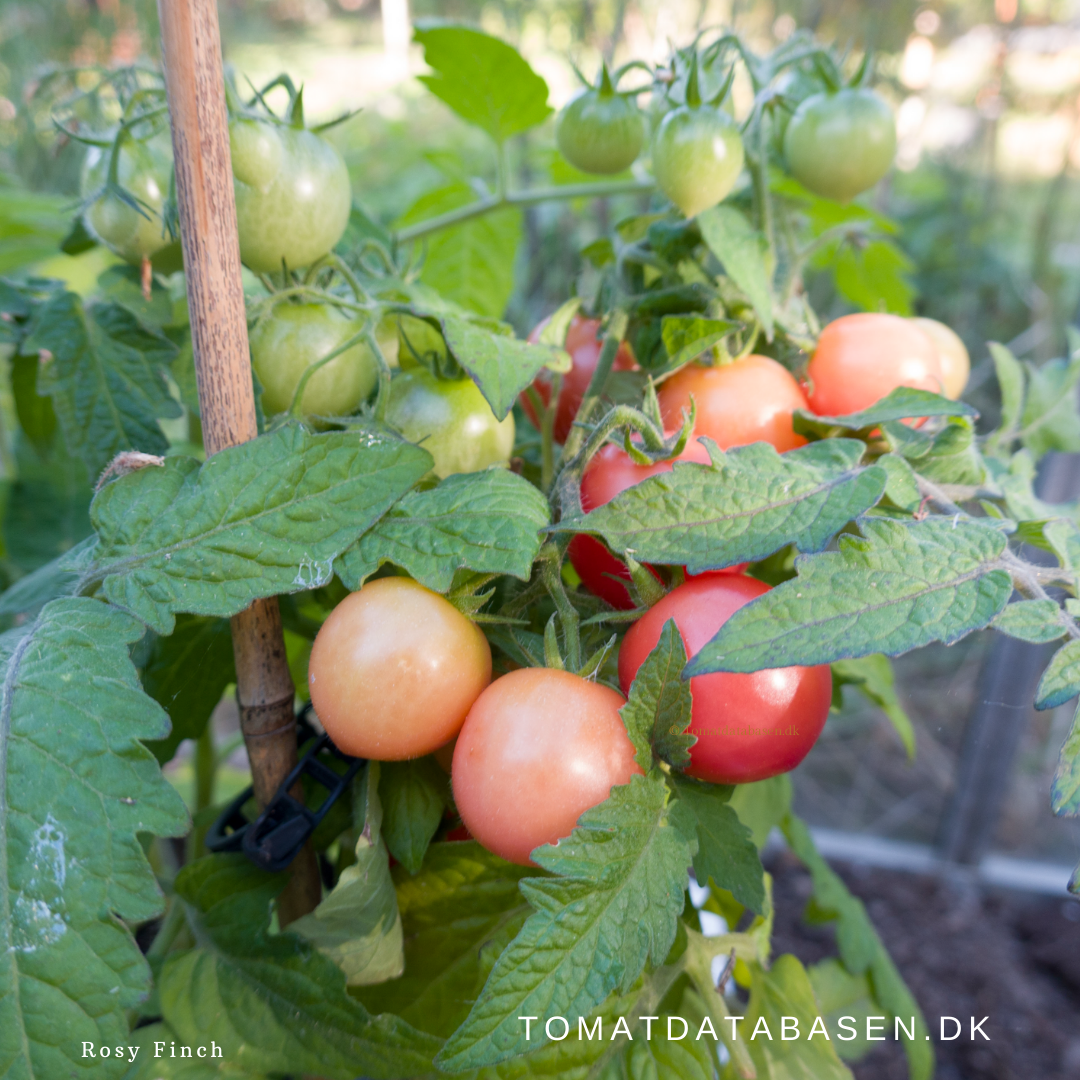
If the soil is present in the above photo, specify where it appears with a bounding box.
[764,850,1080,1080]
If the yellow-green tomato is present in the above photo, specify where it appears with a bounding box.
[251,302,386,416]
[652,105,744,218]
[912,317,970,400]
[230,118,351,272]
[80,132,173,264]
[386,367,515,479]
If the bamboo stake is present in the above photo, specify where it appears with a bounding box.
[156,0,321,923]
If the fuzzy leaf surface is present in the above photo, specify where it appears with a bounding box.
[1035,640,1080,710]
[619,619,694,770]
[160,855,439,1080]
[670,774,764,913]
[560,439,884,573]
[337,469,549,592]
[414,22,551,142]
[992,600,1067,645]
[687,517,1012,676]
[435,773,697,1071]
[24,291,181,476]
[0,598,188,1080]
[792,387,976,440]
[89,425,431,634]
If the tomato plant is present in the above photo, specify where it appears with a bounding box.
[4,24,1076,1080]
[620,575,833,784]
[522,312,637,443]
[657,354,809,452]
[309,577,491,759]
[805,312,945,416]
[452,667,641,865]
[555,63,645,175]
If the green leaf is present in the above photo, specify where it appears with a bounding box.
[1051,703,1080,817]
[1044,518,1080,573]
[435,773,697,1071]
[336,469,549,592]
[686,517,1012,676]
[833,237,915,316]
[988,342,1025,444]
[1020,350,1080,459]
[96,264,176,330]
[660,315,737,368]
[160,855,440,1080]
[831,655,916,758]
[414,22,551,142]
[0,534,98,618]
[877,453,921,512]
[1035,639,1080,710]
[619,618,694,770]
[10,351,56,458]
[792,387,977,441]
[0,598,188,1080]
[992,599,1067,645]
[697,205,773,338]
[142,615,236,765]
[379,758,448,875]
[884,416,986,487]
[24,291,181,477]
[440,314,558,420]
[354,841,532,1039]
[809,959,877,1063]
[739,955,854,1080]
[670,773,764,913]
[125,1022,268,1078]
[729,775,792,850]
[90,424,431,634]
[292,763,405,985]
[559,438,885,574]
[398,182,521,317]
[620,988,717,1080]
[783,815,933,1080]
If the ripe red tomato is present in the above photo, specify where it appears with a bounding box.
[452,668,642,865]
[805,313,944,417]
[657,356,809,452]
[618,575,832,784]
[308,578,491,760]
[569,440,749,610]
[522,314,637,443]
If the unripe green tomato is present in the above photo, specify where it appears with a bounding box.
[386,367,515,479]
[251,302,389,416]
[783,88,896,202]
[230,118,351,272]
[80,132,173,264]
[555,89,645,175]
[651,105,745,218]
[396,313,448,371]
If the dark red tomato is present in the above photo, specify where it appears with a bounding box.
[805,313,944,417]
[452,668,642,865]
[569,440,748,609]
[618,575,832,784]
[657,355,809,452]
[522,314,637,443]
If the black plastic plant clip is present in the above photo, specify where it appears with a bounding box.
[205,713,363,873]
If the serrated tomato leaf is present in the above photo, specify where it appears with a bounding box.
[1035,639,1080,710]
[831,654,916,758]
[337,468,549,593]
[697,206,773,338]
[670,774,764,913]
[558,438,885,573]
[24,291,181,477]
[619,619,694,770]
[0,598,188,1080]
[88,424,431,634]
[379,758,448,875]
[792,387,976,441]
[1052,704,1080,817]
[435,773,697,1071]
[686,517,1012,676]
[414,22,551,143]
[160,855,439,1080]
[992,599,1067,645]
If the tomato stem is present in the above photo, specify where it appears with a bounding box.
[541,543,582,670]
[287,323,372,418]
[561,308,630,459]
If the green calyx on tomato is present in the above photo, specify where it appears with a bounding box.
[250,301,395,416]
[386,366,515,479]
[783,87,896,202]
[555,63,646,176]
[230,115,351,272]
[80,130,174,265]
[651,57,744,218]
